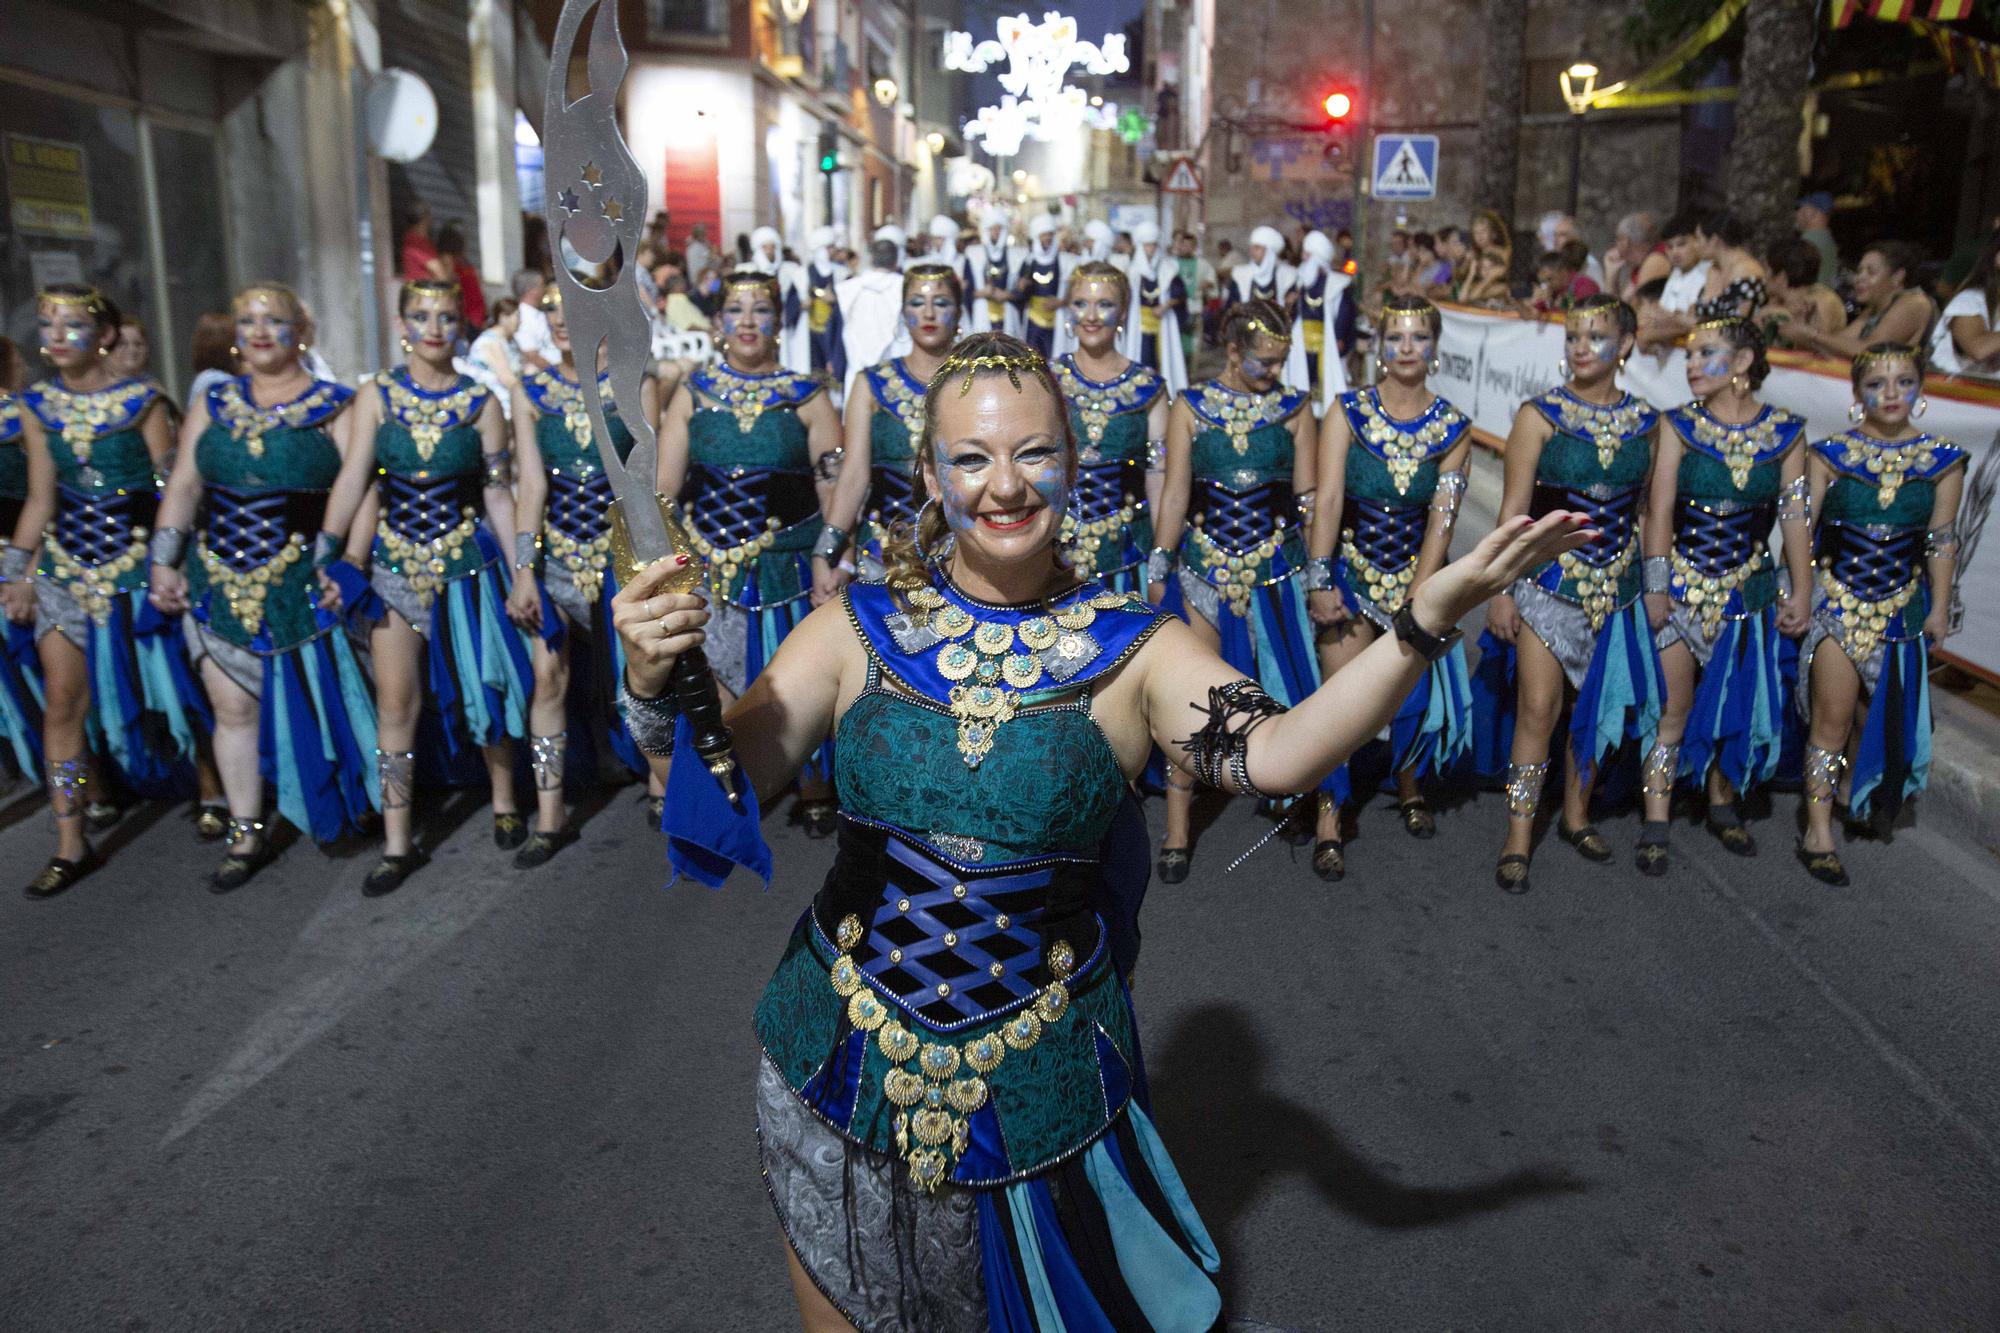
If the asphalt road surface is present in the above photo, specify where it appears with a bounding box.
[7,464,2000,1330]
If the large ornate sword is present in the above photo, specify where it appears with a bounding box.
[544,0,740,804]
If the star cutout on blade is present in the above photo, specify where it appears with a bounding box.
[580,161,603,188]
[602,197,624,224]
[557,187,581,215]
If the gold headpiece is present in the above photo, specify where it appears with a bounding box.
[38,287,110,321]
[402,278,461,302]
[1242,317,1288,342]
[931,351,1044,396]
[1853,343,1919,372]
[1377,302,1438,328]
[722,272,782,298]
[538,283,564,312]
[233,284,301,316]
[1690,316,1744,336]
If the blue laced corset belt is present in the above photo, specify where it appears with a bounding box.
[54,485,157,567]
[1673,496,1775,578]
[380,471,481,544]
[547,468,613,542]
[1189,477,1294,551]
[1343,494,1425,571]
[1818,521,1923,601]
[202,486,321,570]
[683,462,817,549]
[1532,481,1640,569]
[867,464,919,527]
[1072,457,1144,525]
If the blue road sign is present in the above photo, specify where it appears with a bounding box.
[1371,134,1439,201]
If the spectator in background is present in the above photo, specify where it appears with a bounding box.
[1526,246,1598,313]
[1931,227,2000,379]
[1605,212,1669,303]
[1456,209,1512,305]
[465,296,523,405]
[1334,229,1355,266]
[185,311,239,406]
[107,315,155,387]
[1795,192,1838,286]
[512,268,555,371]
[435,223,486,331]
[660,273,708,332]
[1434,226,1468,295]
[0,335,24,393]
[1540,212,1606,288]
[1652,209,1713,325]
[400,202,449,282]
[1689,211,1769,322]
[1806,240,1935,361]
[1631,277,1676,358]
[1763,237,1848,351]
[683,223,715,291]
[1411,231,1452,296]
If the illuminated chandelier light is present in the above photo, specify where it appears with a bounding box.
[946,11,1130,159]
[778,0,810,22]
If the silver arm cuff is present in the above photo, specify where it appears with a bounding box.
[1777,476,1810,525]
[813,525,849,561]
[148,527,188,569]
[1145,439,1168,472]
[1146,547,1176,585]
[616,679,678,758]
[0,546,32,582]
[1430,468,1468,517]
[1642,555,1671,595]
[514,531,541,570]
[1304,555,1336,593]
[813,447,846,483]
[1925,525,1960,560]
[483,450,513,489]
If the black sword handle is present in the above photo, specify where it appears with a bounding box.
[669,644,742,811]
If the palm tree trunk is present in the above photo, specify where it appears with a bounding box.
[1476,0,1526,220]
[1726,0,1816,250]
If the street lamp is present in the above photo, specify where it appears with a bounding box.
[778,0,809,21]
[1558,62,1597,217]
[872,76,899,107]
[925,130,945,154]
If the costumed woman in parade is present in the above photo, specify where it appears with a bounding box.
[1482,294,1664,894]
[610,328,1586,1332]
[1118,222,1190,398]
[655,269,844,835]
[9,284,212,897]
[1286,229,1354,414]
[968,210,1021,337]
[1636,316,1809,875]
[1148,299,1332,882]
[829,263,962,581]
[781,225,848,384]
[1224,225,1298,316]
[0,356,46,785]
[1054,259,1169,594]
[1014,214,1065,358]
[318,277,535,896]
[1795,343,1964,886]
[147,283,379,891]
[928,214,978,322]
[507,284,659,865]
[1305,293,1474,879]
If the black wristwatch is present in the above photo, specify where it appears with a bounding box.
[1392,602,1462,662]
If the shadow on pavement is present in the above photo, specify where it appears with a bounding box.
[1149,1004,1589,1307]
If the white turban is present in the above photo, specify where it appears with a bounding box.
[1027,213,1056,239]
[1249,224,1285,284]
[748,226,783,274]
[1083,219,1114,262]
[808,225,836,267]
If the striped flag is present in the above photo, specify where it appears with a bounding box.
[1929,0,1973,19]
[1831,0,1864,27]
[1869,0,1915,19]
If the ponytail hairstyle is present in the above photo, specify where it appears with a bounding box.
[903,262,964,306]
[39,282,123,352]
[1064,258,1130,310]
[1690,315,1769,390]
[1219,297,1291,356]
[1377,290,1442,339]
[877,330,1076,597]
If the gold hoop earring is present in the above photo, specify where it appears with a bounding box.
[229,344,239,357]
[399,338,413,355]
[1429,356,1442,375]
[1914,395,1929,419]
[1847,402,1864,424]
[37,346,52,362]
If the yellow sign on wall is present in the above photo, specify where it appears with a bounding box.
[6,134,93,239]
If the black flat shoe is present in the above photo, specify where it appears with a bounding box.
[1156,848,1190,884]
[363,851,425,897]
[1705,806,1756,857]
[83,799,122,834]
[1397,798,1437,839]
[194,803,229,841]
[1557,821,1613,863]
[1634,841,1670,877]
[1495,853,1531,894]
[210,837,278,893]
[1312,839,1345,882]
[514,828,578,869]
[1795,840,1848,887]
[643,795,665,826]
[800,799,838,839]
[25,851,97,899]
[492,813,528,850]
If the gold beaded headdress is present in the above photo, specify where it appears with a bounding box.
[38,286,110,321]
[1853,342,1919,373]
[1690,316,1746,337]
[721,271,782,302]
[233,283,303,317]
[1376,300,1439,329]
[902,263,961,297]
[931,350,1044,396]
[1242,316,1289,342]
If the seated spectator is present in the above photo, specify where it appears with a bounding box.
[1632,277,1676,357]
[465,297,523,405]
[1689,210,1769,322]
[1763,237,1847,351]
[1526,247,1599,314]
[1606,212,1669,303]
[1657,210,1711,314]
[1411,231,1453,296]
[1795,192,1838,286]
[511,268,555,371]
[1931,227,2000,379]
[1805,240,1935,361]
[1457,209,1512,305]
[661,274,708,332]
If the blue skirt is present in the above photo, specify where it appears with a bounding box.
[1669,606,1785,796]
[48,589,210,797]
[0,618,46,777]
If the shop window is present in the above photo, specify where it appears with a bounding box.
[648,0,729,45]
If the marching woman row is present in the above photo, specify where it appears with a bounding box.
[1307,294,1476,878]
[11,286,214,897]
[654,270,843,834]
[610,329,1586,1330]
[1149,299,1333,880]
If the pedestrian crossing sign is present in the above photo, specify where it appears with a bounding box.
[1162,157,1202,194]
[1371,134,1438,200]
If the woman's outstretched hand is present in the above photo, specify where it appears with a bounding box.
[1409,512,1596,634]
[611,554,706,700]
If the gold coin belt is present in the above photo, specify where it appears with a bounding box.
[198,532,307,635]
[45,530,147,625]
[1354,391,1461,495]
[1816,564,1921,665]
[544,522,613,605]
[375,508,477,604]
[1559,537,1639,631]
[1671,544,1770,638]
[679,510,780,603]
[383,374,485,464]
[827,912,1077,1193]
[1188,523,1289,619]
[1341,537,1417,614]
[1059,505,1139,579]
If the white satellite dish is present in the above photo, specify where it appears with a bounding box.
[366,69,439,164]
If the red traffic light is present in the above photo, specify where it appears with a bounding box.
[1323,91,1353,121]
